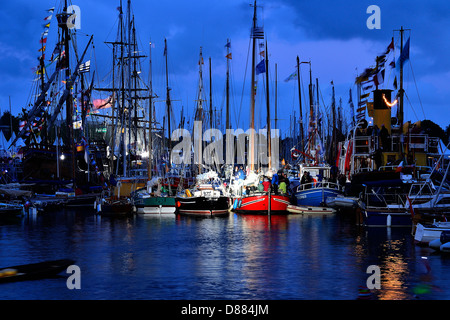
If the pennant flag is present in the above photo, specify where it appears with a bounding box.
[43,22,50,29]
[284,71,297,82]
[39,38,47,44]
[78,60,91,73]
[393,76,398,90]
[385,37,394,54]
[41,30,49,38]
[251,26,264,39]
[44,15,52,21]
[225,41,231,48]
[38,46,46,52]
[259,50,265,57]
[255,59,265,75]
[355,67,376,84]
[47,7,55,13]
[225,53,232,60]
[398,37,410,67]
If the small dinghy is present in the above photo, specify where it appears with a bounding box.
[0,259,75,283]
[287,204,336,215]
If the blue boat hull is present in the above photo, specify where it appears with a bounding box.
[294,188,341,207]
[362,209,412,227]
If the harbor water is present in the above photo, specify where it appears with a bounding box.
[1,208,449,300]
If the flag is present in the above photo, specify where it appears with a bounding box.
[398,37,410,67]
[385,37,394,54]
[43,22,50,29]
[47,7,55,13]
[360,92,370,99]
[373,69,385,86]
[251,26,264,39]
[78,60,91,73]
[39,37,47,44]
[225,53,232,59]
[38,46,46,52]
[44,15,52,21]
[363,84,373,91]
[255,59,265,75]
[284,71,297,82]
[259,50,265,57]
[395,160,404,173]
[225,41,231,48]
[393,76,397,90]
[93,96,114,110]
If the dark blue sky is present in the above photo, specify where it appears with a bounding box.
[1,0,449,135]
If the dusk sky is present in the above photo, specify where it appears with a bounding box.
[1,0,449,137]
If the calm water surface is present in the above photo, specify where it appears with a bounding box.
[0,208,449,300]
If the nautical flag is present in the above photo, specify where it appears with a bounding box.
[47,7,55,13]
[41,30,49,38]
[251,26,264,39]
[78,60,91,73]
[284,71,297,82]
[39,37,47,44]
[225,53,232,60]
[398,37,410,67]
[44,15,52,21]
[43,22,50,29]
[385,37,394,54]
[38,46,46,52]
[360,92,370,99]
[259,50,265,58]
[373,68,385,86]
[255,59,265,75]
[225,41,231,48]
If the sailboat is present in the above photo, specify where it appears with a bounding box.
[174,48,230,217]
[231,1,291,215]
[292,75,342,208]
[9,1,107,206]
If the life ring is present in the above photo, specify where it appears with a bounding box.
[185,189,192,197]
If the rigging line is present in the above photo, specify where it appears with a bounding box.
[408,59,426,119]
[237,36,252,130]
[404,91,419,122]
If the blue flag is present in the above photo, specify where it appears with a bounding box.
[397,37,410,68]
[256,59,265,75]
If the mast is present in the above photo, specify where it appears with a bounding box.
[275,63,278,132]
[249,0,257,172]
[399,26,404,137]
[226,39,230,131]
[296,56,304,155]
[209,57,213,130]
[148,40,153,180]
[265,40,272,170]
[164,38,171,168]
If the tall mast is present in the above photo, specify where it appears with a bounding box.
[148,40,153,180]
[164,38,171,167]
[275,63,278,132]
[226,39,230,131]
[296,56,304,154]
[265,40,272,170]
[399,26,404,135]
[249,0,257,171]
[126,0,132,177]
[209,57,213,130]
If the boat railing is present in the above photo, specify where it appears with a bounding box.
[364,191,406,208]
[295,181,342,192]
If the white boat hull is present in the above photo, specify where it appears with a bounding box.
[287,204,335,215]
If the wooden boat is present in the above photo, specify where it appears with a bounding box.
[131,179,176,215]
[96,194,133,216]
[233,193,291,215]
[0,202,24,218]
[176,189,230,218]
[0,259,75,283]
[287,204,336,214]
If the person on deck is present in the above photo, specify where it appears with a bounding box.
[262,177,271,192]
